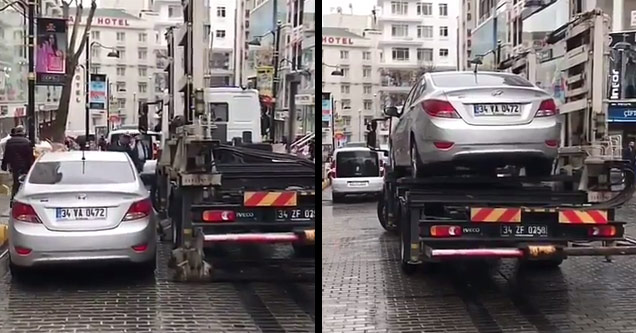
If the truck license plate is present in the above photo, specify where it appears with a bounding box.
[501,225,548,237]
[276,208,315,221]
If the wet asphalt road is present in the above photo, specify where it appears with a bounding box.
[0,242,315,332]
[322,188,636,332]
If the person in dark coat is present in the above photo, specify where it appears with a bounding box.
[1,126,34,203]
[366,121,377,149]
[624,141,636,168]
[308,138,315,161]
[108,133,141,172]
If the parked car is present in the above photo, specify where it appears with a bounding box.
[387,71,560,177]
[8,151,156,278]
[331,146,384,202]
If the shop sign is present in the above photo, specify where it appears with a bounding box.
[322,36,354,45]
[69,16,131,27]
[608,102,636,122]
[295,94,314,106]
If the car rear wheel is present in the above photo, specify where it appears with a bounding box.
[9,260,29,281]
[139,256,157,276]
[409,140,425,178]
[332,193,345,203]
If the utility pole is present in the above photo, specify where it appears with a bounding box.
[270,21,282,142]
[106,80,111,132]
[84,34,90,150]
[27,0,35,144]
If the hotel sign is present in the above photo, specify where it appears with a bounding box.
[322,36,354,45]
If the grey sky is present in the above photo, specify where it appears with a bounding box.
[322,0,375,15]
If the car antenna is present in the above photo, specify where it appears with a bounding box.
[81,148,86,174]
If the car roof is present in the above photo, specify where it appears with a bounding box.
[335,146,373,153]
[37,151,131,163]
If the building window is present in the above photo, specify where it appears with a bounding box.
[341,84,350,94]
[363,100,372,110]
[138,66,147,77]
[439,26,449,37]
[340,50,349,59]
[340,66,350,77]
[116,47,125,59]
[116,81,126,92]
[341,99,351,109]
[391,24,408,37]
[138,48,147,60]
[439,48,449,57]
[91,47,100,58]
[116,66,126,76]
[417,2,432,15]
[417,48,433,62]
[138,82,147,93]
[363,84,372,94]
[91,65,101,74]
[117,98,126,108]
[391,1,408,15]
[392,48,409,61]
[91,31,100,40]
[168,6,180,17]
[217,6,226,17]
[138,33,147,42]
[439,3,448,16]
[216,30,226,38]
[363,66,372,78]
[116,32,125,41]
[363,51,371,60]
[417,25,433,38]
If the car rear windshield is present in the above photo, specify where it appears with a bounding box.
[28,161,136,185]
[431,73,534,88]
[336,151,379,178]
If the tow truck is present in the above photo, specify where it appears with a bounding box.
[377,9,636,274]
[151,0,315,281]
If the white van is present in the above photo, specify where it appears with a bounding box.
[331,146,384,203]
[205,87,262,144]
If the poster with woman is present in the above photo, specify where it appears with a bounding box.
[36,18,67,85]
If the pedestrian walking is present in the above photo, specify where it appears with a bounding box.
[108,132,142,172]
[624,141,636,169]
[1,126,34,205]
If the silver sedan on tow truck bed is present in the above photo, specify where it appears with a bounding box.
[388,71,560,178]
[8,151,156,278]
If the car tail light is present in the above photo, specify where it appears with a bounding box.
[14,246,32,255]
[123,198,152,221]
[433,141,455,150]
[536,99,558,117]
[202,210,236,222]
[132,243,149,252]
[430,225,462,237]
[545,139,559,148]
[12,202,41,223]
[422,100,460,118]
[589,226,616,237]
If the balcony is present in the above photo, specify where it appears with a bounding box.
[378,70,417,92]
[378,15,423,23]
[378,37,423,47]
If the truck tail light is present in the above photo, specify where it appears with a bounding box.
[430,225,462,237]
[203,210,236,222]
[12,202,41,223]
[535,99,558,117]
[589,226,616,237]
[422,100,460,118]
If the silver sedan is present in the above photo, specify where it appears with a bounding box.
[8,151,156,277]
[388,71,560,177]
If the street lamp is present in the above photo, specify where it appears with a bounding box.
[323,63,343,76]
[248,21,283,142]
[85,39,119,149]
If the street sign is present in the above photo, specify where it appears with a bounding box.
[295,94,314,106]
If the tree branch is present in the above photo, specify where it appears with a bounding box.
[66,2,81,55]
[72,0,97,65]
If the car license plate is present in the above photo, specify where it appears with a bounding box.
[501,225,548,237]
[474,104,520,116]
[348,181,369,187]
[276,208,315,221]
[56,207,107,221]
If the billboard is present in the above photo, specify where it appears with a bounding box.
[321,92,332,122]
[36,18,67,86]
[89,74,107,109]
[256,66,274,97]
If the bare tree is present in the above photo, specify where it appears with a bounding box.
[416,62,437,76]
[50,0,97,142]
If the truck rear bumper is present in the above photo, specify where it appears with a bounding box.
[199,229,315,245]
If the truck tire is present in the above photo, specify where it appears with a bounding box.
[525,159,554,177]
[521,258,564,269]
[378,193,398,233]
[293,244,315,257]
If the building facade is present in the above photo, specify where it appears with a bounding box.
[322,25,382,146]
[67,8,160,136]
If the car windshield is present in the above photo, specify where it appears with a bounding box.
[336,151,379,178]
[431,73,534,88]
[28,161,136,185]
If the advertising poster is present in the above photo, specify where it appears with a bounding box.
[322,96,332,122]
[608,31,636,122]
[256,66,274,98]
[36,18,67,85]
[89,74,107,109]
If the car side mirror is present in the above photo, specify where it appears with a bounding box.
[384,106,399,117]
[18,174,26,183]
